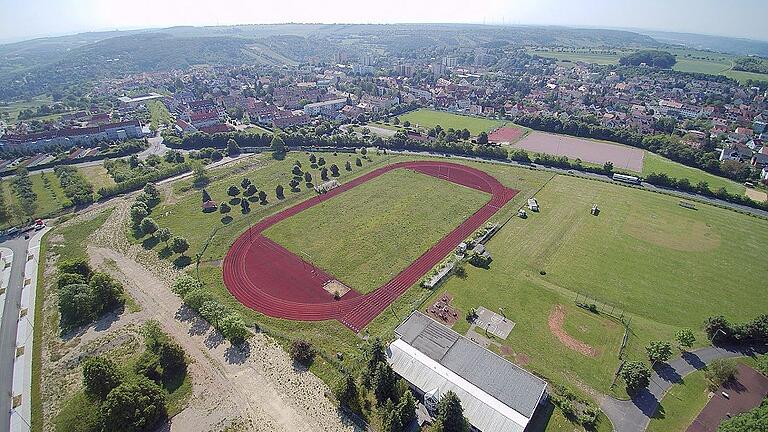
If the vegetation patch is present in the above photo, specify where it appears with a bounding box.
[396,109,505,135]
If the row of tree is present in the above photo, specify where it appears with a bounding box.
[172,275,250,343]
[54,165,94,206]
[99,162,190,199]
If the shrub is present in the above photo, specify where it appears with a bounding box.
[290,339,316,366]
[172,275,202,297]
[621,361,651,393]
[57,272,86,289]
[675,328,696,350]
[58,258,92,278]
[82,356,123,399]
[646,340,673,363]
[101,377,167,432]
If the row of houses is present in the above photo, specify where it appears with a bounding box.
[0,120,144,151]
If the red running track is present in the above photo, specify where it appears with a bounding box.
[222,160,518,332]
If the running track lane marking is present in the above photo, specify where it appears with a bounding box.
[222,160,518,332]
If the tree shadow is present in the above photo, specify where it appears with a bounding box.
[523,398,555,432]
[162,370,187,394]
[204,329,225,349]
[655,363,683,384]
[173,255,192,268]
[142,236,160,250]
[259,199,268,205]
[241,206,251,214]
[224,341,251,365]
[630,387,660,417]
[651,403,666,420]
[229,197,241,205]
[158,246,173,259]
[247,196,259,202]
[220,215,233,224]
[682,351,706,369]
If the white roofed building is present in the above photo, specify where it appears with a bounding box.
[387,312,548,432]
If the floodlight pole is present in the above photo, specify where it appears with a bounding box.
[709,328,725,346]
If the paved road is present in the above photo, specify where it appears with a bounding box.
[600,343,768,432]
[0,235,31,432]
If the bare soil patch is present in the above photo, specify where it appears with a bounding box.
[548,305,599,357]
[513,131,645,171]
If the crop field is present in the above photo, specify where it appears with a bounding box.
[264,168,490,294]
[397,109,506,135]
[643,152,746,195]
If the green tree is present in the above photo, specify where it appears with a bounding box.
[355,157,362,166]
[706,359,737,390]
[304,171,313,184]
[219,202,231,214]
[171,275,202,297]
[82,356,123,400]
[57,272,87,289]
[290,339,316,366]
[329,164,340,177]
[603,161,614,173]
[275,185,285,199]
[227,138,241,156]
[193,164,209,187]
[58,284,95,328]
[244,184,258,196]
[240,177,251,190]
[170,236,190,256]
[219,314,250,343]
[334,374,359,409]
[199,300,230,328]
[258,190,267,203]
[157,227,172,246]
[89,272,124,314]
[140,217,159,237]
[143,182,160,202]
[435,391,469,432]
[620,361,651,393]
[101,377,167,432]
[270,134,286,157]
[675,329,696,350]
[58,258,92,278]
[717,398,768,432]
[397,390,417,426]
[345,160,352,171]
[202,189,211,202]
[646,340,673,363]
[373,361,399,405]
[477,131,488,144]
[227,185,240,197]
[130,205,149,226]
[292,165,303,177]
[320,167,329,181]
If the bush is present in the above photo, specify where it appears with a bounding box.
[82,356,123,400]
[172,275,202,297]
[57,272,86,289]
[58,283,96,328]
[646,340,673,363]
[101,377,167,432]
[219,314,250,344]
[290,339,316,366]
[58,258,92,278]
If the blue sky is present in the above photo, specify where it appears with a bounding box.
[1,0,766,43]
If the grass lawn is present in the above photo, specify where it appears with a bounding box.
[397,109,506,135]
[50,210,114,261]
[423,172,768,400]
[78,165,116,190]
[643,152,746,195]
[242,124,273,135]
[647,369,710,432]
[148,100,172,130]
[263,168,490,294]
[0,95,54,122]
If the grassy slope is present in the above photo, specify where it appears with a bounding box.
[643,152,746,195]
[264,169,490,294]
[0,95,54,122]
[397,109,505,135]
[148,100,172,130]
[78,165,116,190]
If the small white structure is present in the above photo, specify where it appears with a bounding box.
[527,198,539,212]
[314,179,340,193]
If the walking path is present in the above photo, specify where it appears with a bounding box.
[9,227,50,432]
[600,343,768,432]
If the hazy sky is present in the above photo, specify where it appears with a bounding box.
[1,0,766,43]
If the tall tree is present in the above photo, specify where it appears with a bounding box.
[435,391,469,432]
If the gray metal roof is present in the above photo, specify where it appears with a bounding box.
[393,311,547,419]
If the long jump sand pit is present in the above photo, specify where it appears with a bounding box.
[513,131,645,172]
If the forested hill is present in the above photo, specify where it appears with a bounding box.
[0,24,658,100]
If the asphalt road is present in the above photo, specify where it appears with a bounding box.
[0,234,31,432]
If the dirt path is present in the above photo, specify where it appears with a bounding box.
[85,199,356,432]
[548,305,598,357]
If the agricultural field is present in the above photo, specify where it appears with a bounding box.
[642,152,746,195]
[527,47,768,84]
[397,109,506,135]
[0,95,54,122]
[263,168,490,294]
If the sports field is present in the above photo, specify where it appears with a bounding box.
[425,172,768,399]
[264,168,490,294]
[513,131,645,172]
[397,109,505,135]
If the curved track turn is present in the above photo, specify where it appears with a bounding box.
[222,160,518,332]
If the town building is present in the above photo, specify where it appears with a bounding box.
[387,312,548,432]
